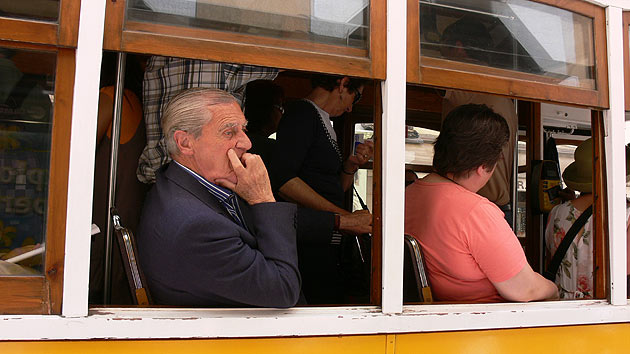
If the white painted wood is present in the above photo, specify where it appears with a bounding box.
[61,0,107,317]
[2,302,630,340]
[1,0,628,340]
[604,7,628,306]
[380,0,406,314]
[585,0,630,9]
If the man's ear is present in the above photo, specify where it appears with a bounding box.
[338,77,350,92]
[478,163,496,176]
[173,130,194,156]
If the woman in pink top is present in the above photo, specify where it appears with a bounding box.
[405,104,557,303]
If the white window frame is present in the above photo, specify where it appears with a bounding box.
[1,0,629,341]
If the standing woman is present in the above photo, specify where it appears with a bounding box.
[545,138,630,299]
[271,74,373,304]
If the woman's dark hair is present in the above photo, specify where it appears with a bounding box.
[433,103,509,178]
[311,74,367,92]
[244,80,284,133]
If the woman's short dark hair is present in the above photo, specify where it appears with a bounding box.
[244,80,284,133]
[311,74,367,92]
[433,103,509,178]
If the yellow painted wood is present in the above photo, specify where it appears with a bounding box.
[0,334,387,354]
[386,334,396,354]
[396,324,630,354]
[3,324,630,354]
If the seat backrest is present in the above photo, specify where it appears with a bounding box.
[113,212,152,306]
[403,234,433,303]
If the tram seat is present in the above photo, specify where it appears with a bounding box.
[112,211,152,306]
[403,234,433,304]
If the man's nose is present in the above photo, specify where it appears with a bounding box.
[236,130,252,151]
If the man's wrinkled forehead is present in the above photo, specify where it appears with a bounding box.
[206,101,247,126]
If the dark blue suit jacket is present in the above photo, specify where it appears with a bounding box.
[137,163,301,307]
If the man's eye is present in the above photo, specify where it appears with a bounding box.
[223,130,234,137]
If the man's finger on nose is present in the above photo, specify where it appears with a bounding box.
[227,149,245,171]
[241,153,259,166]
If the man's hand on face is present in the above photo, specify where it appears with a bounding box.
[216,149,276,205]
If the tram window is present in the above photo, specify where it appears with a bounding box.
[0,46,55,276]
[419,0,595,90]
[402,124,437,185]
[126,0,369,50]
[91,63,377,307]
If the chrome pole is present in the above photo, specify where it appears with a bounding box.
[103,52,126,304]
[511,101,518,231]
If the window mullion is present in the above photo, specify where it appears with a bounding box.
[380,0,407,314]
[61,0,107,317]
[604,6,627,305]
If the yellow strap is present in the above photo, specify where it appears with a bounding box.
[135,288,149,306]
[422,286,433,304]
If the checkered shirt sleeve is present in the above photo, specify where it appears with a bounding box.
[137,56,279,184]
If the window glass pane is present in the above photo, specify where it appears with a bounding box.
[127,0,369,49]
[419,0,595,90]
[353,123,373,212]
[405,125,437,166]
[0,47,55,276]
[0,1,60,22]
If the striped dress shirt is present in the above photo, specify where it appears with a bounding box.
[174,161,248,231]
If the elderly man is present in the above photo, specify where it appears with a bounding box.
[137,88,300,308]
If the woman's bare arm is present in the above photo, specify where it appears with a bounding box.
[278,177,348,215]
[492,264,558,302]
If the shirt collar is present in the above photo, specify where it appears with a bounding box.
[304,98,337,142]
[173,161,234,202]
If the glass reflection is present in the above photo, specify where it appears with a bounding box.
[126,0,369,49]
[419,0,595,90]
[0,1,60,22]
[0,47,55,276]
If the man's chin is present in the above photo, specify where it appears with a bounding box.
[210,173,237,186]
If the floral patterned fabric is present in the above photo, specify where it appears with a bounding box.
[545,201,629,299]
[545,201,593,299]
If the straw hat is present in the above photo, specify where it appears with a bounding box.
[562,138,630,193]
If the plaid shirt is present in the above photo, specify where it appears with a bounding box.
[137,56,279,184]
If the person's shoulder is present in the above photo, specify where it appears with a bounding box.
[459,193,506,227]
[147,175,224,226]
[285,99,316,114]
[280,100,319,126]
[552,200,572,212]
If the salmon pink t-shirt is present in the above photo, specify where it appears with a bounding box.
[404,179,526,302]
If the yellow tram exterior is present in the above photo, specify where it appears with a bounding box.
[2,325,630,353]
[2,0,630,352]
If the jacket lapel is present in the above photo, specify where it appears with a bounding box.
[163,163,229,218]
[237,197,256,234]
[162,163,257,247]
